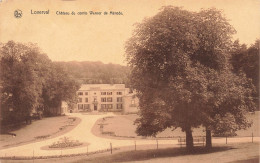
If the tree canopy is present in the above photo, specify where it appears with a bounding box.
[230,39,259,110]
[125,6,255,150]
[55,61,130,85]
[0,41,80,125]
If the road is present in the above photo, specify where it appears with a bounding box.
[0,113,258,158]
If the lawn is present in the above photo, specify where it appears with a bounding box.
[92,111,259,139]
[5,142,258,163]
[75,143,259,163]
[0,116,80,149]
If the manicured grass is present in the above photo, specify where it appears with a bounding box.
[0,116,80,149]
[93,111,259,139]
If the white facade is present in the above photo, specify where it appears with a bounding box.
[76,84,130,112]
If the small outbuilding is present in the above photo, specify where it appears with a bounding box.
[122,92,139,114]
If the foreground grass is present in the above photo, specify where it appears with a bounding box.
[5,142,257,163]
[78,146,231,163]
[74,143,259,163]
[93,111,259,139]
[0,116,80,149]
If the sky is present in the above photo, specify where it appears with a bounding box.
[0,0,259,65]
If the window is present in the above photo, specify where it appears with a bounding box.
[107,97,112,102]
[117,104,123,109]
[78,104,83,110]
[130,100,136,107]
[78,92,83,96]
[107,104,113,109]
[85,92,88,95]
[78,98,82,103]
[101,98,106,102]
[107,92,112,95]
[117,97,122,102]
[101,92,106,95]
[85,98,88,102]
[117,92,122,95]
[84,104,89,109]
[101,104,106,109]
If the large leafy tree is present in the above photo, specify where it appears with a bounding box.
[0,41,80,125]
[126,6,255,150]
[192,9,255,148]
[42,63,80,116]
[126,6,207,150]
[0,41,48,124]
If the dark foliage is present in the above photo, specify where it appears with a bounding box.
[0,41,80,125]
[125,6,255,150]
[55,61,130,86]
[230,39,259,110]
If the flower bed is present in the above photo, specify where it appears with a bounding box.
[49,137,82,148]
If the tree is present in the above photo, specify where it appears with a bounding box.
[203,69,255,148]
[125,6,255,150]
[126,6,208,150]
[192,9,254,148]
[55,61,130,85]
[0,41,80,126]
[0,41,49,124]
[42,63,80,116]
[230,39,259,110]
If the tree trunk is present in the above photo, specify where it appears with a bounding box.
[206,128,212,148]
[185,127,194,151]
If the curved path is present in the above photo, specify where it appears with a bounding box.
[0,113,259,157]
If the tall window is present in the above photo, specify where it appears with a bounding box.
[107,92,112,95]
[78,98,82,103]
[117,97,122,102]
[101,98,106,102]
[101,92,106,95]
[117,92,122,95]
[85,92,88,95]
[117,104,123,109]
[85,98,88,102]
[78,92,83,96]
[107,97,112,102]
[107,104,113,109]
[78,104,83,110]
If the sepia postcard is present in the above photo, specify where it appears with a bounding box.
[0,0,259,162]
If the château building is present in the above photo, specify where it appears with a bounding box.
[76,84,139,113]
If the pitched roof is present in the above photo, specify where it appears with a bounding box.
[78,84,126,91]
